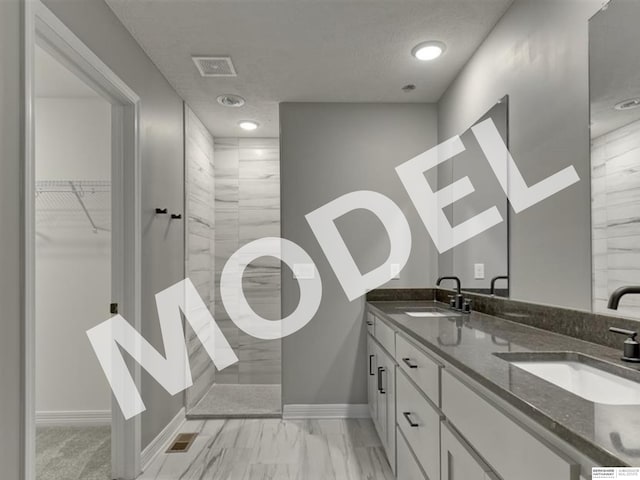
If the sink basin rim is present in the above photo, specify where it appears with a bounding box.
[404,311,452,317]
[398,306,460,317]
[494,351,640,405]
[493,351,640,383]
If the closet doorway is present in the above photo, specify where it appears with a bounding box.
[25,2,142,479]
[34,44,113,480]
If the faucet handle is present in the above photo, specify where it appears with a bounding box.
[610,327,640,362]
[447,295,456,308]
[610,327,638,340]
[463,298,473,314]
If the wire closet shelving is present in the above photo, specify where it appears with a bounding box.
[35,180,111,234]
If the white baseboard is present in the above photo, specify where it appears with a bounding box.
[36,410,111,426]
[282,404,370,419]
[141,407,186,471]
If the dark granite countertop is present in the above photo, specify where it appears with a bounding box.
[367,300,640,467]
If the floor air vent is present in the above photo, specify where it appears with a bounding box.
[192,56,237,77]
[166,433,198,453]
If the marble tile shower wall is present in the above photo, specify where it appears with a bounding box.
[185,106,216,410]
[592,118,640,318]
[214,138,281,385]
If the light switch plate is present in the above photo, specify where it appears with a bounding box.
[474,263,485,279]
[293,263,315,280]
[390,263,401,280]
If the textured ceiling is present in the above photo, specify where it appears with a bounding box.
[105,0,513,137]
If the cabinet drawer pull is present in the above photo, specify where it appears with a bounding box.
[377,366,386,394]
[403,411,419,427]
[369,355,375,376]
[402,357,418,369]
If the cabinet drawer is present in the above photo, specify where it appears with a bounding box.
[396,427,427,480]
[396,334,441,406]
[375,317,396,356]
[366,312,375,335]
[396,370,442,480]
[442,370,579,480]
[441,421,499,480]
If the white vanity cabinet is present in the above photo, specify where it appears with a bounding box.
[441,421,499,480]
[396,428,429,480]
[367,314,397,473]
[441,369,579,480]
[396,369,441,480]
[378,347,396,470]
[396,334,440,406]
[365,307,585,480]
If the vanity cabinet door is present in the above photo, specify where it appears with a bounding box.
[375,350,388,450]
[397,427,427,480]
[441,422,498,480]
[367,335,378,422]
[382,351,396,473]
[369,340,396,473]
[441,370,579,480]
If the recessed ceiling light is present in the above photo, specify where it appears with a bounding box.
[238,120,259,131]
[412,41,446,61]
[614,98,640,111]
[217,94,245,107]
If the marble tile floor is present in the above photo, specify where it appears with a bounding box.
[137,418,393,480]
[187,384,282,419]
[36,425,110,480]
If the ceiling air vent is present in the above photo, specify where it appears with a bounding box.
[192,56,237,77]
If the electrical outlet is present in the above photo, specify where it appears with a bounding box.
[390,263,401,280]
[293,263,315,279]
[474,263,485,280]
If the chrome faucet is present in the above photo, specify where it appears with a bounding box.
[607,286,640,309]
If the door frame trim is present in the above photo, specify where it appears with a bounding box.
[24,1,142,478]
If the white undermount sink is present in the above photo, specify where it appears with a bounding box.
[400,307,456,318]
[404,311,451,318]
[510,360,640,405]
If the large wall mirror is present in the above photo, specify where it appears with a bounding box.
[438,97,510,297]
[590,1,640,318]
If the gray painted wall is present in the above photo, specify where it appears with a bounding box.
[280,103,438,405]
[437,0,602,310]
[43,0,186,448]
[0,0,24,477]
